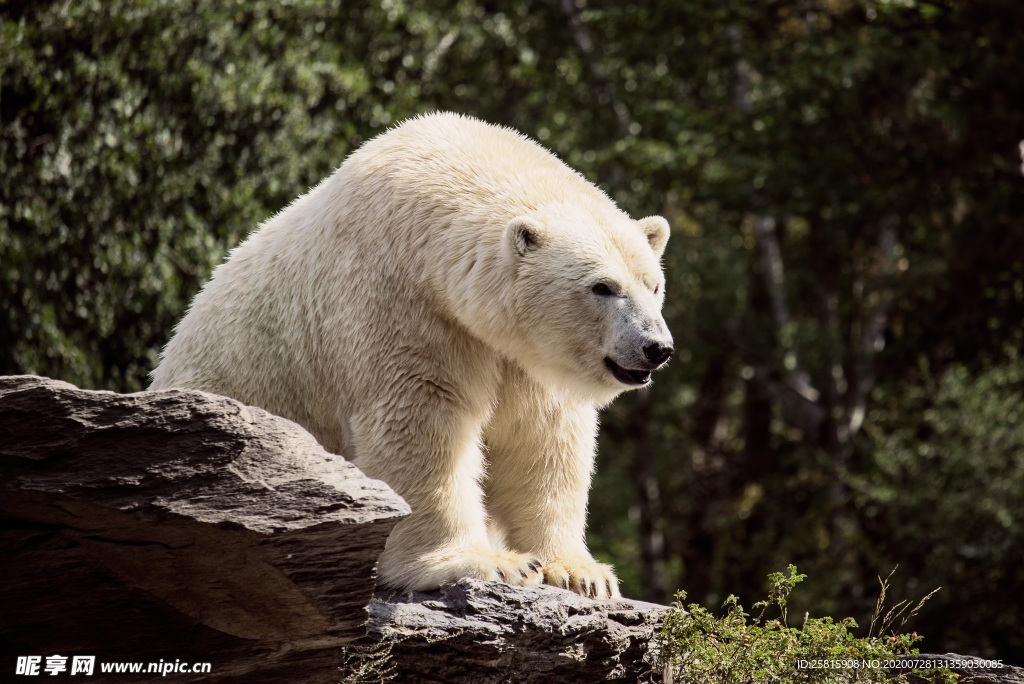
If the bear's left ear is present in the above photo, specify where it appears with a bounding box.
[506,216,549,257]
[638,215,670,258]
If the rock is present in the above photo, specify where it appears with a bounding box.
[361,578,667,683]
[903,654,1024,684]
[0,375,409,683]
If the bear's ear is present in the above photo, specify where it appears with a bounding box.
[638,215,670,258]
[506,216,549,256]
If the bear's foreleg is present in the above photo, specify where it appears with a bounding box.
[485,375,621,599]
[349,367,544,593]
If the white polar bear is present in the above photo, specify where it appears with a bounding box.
[151,112,673,599]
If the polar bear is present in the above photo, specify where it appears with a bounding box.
[151,112,673,599]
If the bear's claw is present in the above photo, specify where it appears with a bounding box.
[393,546,544,590]
[474,549,543,587]
[542,556,620,600]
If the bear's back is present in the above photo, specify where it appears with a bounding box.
[335,112,613,230]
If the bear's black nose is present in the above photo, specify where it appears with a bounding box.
[643,342,674,366]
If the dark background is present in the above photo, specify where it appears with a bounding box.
[3,0,1022,662]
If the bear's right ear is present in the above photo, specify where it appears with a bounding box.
[638,215,670,258]
[506,216,549,257]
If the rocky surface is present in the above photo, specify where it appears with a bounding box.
[0,375,409,683]
[364,577,667,683]
[903,655,1024,684]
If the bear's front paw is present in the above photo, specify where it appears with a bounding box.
[404,546,545,590]
[543,555,620,599]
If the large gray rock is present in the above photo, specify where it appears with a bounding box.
[0,375,409,683]
[363,578,668,683]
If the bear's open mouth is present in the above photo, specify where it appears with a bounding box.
[604,358,653,386]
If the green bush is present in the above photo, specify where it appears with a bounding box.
[659,566,954,684]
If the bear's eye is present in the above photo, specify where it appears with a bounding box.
[653,284,660,295]
[592,282,615,297]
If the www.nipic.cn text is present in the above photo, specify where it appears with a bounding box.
[15,656,213,677]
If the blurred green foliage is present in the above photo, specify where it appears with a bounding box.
[3,0,1022,661]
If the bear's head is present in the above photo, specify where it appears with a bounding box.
[502,201,673,404]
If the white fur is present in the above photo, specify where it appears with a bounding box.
[151,112,672,599]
